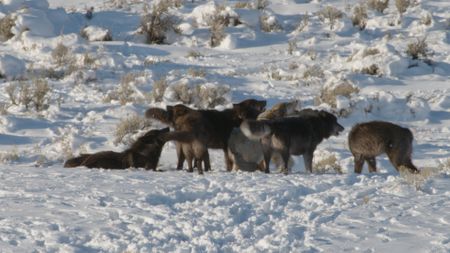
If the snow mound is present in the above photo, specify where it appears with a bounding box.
[0,54,26,80]
[81,26,112,42]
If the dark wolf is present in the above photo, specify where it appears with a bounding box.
[240,109,344,173]
[64,127,171,170]
[145,99,266,172]
[348,121,419,174]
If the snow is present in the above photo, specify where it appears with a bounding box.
[0,0,450,251]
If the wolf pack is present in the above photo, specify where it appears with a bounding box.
[64,99,420,175]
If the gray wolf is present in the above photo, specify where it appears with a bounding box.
[240,109,344,173]
[228,100,300,172]
[64,127,170,170]
[348,121,419,173]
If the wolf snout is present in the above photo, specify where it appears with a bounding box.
[333,123,345,136]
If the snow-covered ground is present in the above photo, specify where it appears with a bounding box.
[0,0,449,251]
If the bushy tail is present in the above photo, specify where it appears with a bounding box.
[64,154,91,168]
[162,131,196,143]
[145,107,172,126]
[240,120,272,140]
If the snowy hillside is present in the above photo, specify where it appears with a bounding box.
[0,0,449,251]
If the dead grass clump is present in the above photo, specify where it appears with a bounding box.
[295,13,310,33]
[33,78,50,111]
[313,154,343,174]
[235,2,253,9]
[351,4,368,30]
[139,2,179,44]
[210,17,226,47]
[399,166,439,191]
[406,38,429,60]
[260,13,283,32]
[0,148,20,163]
[420,13,432,26]
[0,14,15,41]
[395,0,410,15]
[287,40,297,55]
[367,0,389,13]
[318,6,343,30]
[113,114,151,146]
[197,84,230,109]
[104,73,143,105]
[437,158,450,173]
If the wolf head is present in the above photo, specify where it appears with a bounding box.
[233,99,267,120]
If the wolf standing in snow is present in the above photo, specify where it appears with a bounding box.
[348,121,419,174]
[240,109,344,173]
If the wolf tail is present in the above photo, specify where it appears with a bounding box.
[145,107,172,126]
[162,131,196,143]
[64,154,91,168]
[240,120,272,140]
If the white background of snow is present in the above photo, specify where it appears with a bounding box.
[0,0,449,251]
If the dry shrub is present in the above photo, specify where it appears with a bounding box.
[316,81,359,108]
[52,42,73,66]
[186,50,202,58]
[104,73,143,105]
[0,14,15,41]
[303,65,325,79]
[438,158,450,173]
[360,64,381,76]
[260,13,282,32]
[139,1,179,44]
[235,2,252,8]
[295,13,309,33]
[169,82,230,109]
[149,77,168,102]
[255,0,269,10]
[352,4,368,30]
[287,40,297,55]
[83,52,96,67]
[313,154,343,174]
[113,114,151,146]
[6,79,50,111]
[420,13,432,26]
[210,17,226,47]
[0,148,20,163]
[211,5,242,27]
[363,48,380,57]
[395,0,410,15]
[318,6,343,30]
[367,0,389,13]
[187,68,206,78]
[406,38,428,60]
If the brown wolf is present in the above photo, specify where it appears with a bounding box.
[146,99,266,171]
[240,109,344,173]
[64,127,171,170]
[228,100,300,172]
[348,121,419,174]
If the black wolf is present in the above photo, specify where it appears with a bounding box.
[348,121,419,174]
[240,109,344,173]
[64,127,170,170]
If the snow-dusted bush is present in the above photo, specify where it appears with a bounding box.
[139,2,179,44]
[149,77,168,103]
[260,13,282,32]
[164,80,230,109]
[313,153,343,174]
[255,0,269,10]
[287,40,297,55]
[187,68,206,78]
[351,4,368,30]
[318,6,343,30]
[104,72,146,105]
[367,0,389,13]
[294,13,309,33]
[6,79,50,111]
[303,65,325,79]
[80,26,112,42]
[406,38,429,60]
[51,42,72,66]
[360,64,381,76]
[113,114,150,146]
[315,79,359,116]
[0,14,15,41]
[210,16,226,47]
